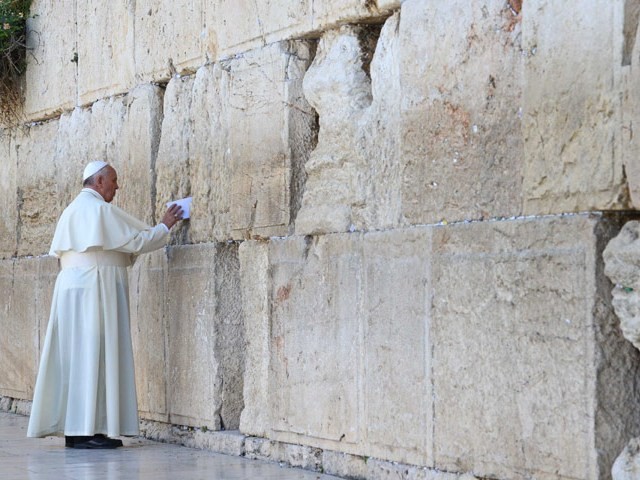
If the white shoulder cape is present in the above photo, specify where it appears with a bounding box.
[50,189,156,257]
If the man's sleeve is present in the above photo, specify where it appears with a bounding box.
[114,224,170,255]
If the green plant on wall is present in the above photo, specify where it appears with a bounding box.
[0,0,32,126]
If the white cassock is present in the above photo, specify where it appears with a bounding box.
[27,188,169,438]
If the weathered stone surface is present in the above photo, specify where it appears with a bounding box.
[223,42,314,240]
[139,420,245,456]
[76,0,135,106]
[188,64,225,243]
[134,0,204,83]
[522,0,626,214]
[0,260,36,400]
[185,43,315,243]
[400,0,523,224]
[244,436,280,462]
[129,250,168,423]
[165,244,243,430]
[362,229,431,465]
[23,0,76,120]
[0,257,57,400]
[622,1,640,209]
[155,75,194,244]
[15,121,59,256]
[613,438,640,480]
[366,458,479,480]
[54,109,93,211]
[212,1,394,60]
[296,26,372,234]
[267,229,431,465]
[322,451,367,480]
[269,234,362,445]
[118,85,164,225]
[603,221,640,349]
[431,215,639,479]
[283,443,323,471]
[238,241,270,437]
[0,132,17,258]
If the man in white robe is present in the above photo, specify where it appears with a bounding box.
[27,161,183,449]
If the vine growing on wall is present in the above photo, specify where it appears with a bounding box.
[0,0,31,126]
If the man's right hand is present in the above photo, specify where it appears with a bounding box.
[161,204,184,229]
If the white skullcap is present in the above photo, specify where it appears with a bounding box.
[82,161,109,182]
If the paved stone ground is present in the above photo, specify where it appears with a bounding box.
[0,412,343,480]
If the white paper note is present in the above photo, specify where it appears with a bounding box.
[166,197,193,219]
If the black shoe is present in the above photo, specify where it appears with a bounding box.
[71,435,123,449]
[65,436,92,448]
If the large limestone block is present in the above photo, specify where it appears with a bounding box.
[296,26,374,234]
[0,256,58,400]
[0,131,17,258]
[400,0,524,225]
[222,42,314,240]
[155,75,194,244]
[165,244,243,430]
[297,16,404,234]
[603,221,640,348]
[0,259,36,399]
[54,109,93,210]
[431,215,639,479]
[212,0,395,59]
[522,0,627,213]
[613,438,640,480]
[269,234,363,445]
[76,0,135,106]
[239,240,270,437]
[134,0,205,82]
[265,229,431,465]
[621,1,640,209]
[15,121,59,256]
[23,0,76,120]
[117,85,164,225]
[129,250,169,422]
[362,230,432,465]
[186,42,315,243]
[297,2,523,234]
[188,64,226,242]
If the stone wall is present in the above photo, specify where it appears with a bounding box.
[2,0,640,479]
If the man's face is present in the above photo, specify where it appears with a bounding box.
[98,166,119,203]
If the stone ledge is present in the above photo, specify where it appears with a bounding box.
[1,396,480,480]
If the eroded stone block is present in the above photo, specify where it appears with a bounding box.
[0,131,17,258]
[23,0,76,120]
[129,249,168,422]
[269,234,362,445]
[239,240,270,437]
[165,243,243,430]
[522,0,626,214]
[54,109,93,211]
[118,85,164,225]
[134,0,205,82]
[0,256,58,400]
[400,0,523,224]
[0,259,36,399]
[15,121,59,256]
[431,215,639,479]
[223,42,314,240]
[322,451,368,480]
[212,0,391,59]
[362,230,431,466]
[267,229,431,465]
[187,43,315,243]
[77,0,135,105]
[154,75,194,244]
